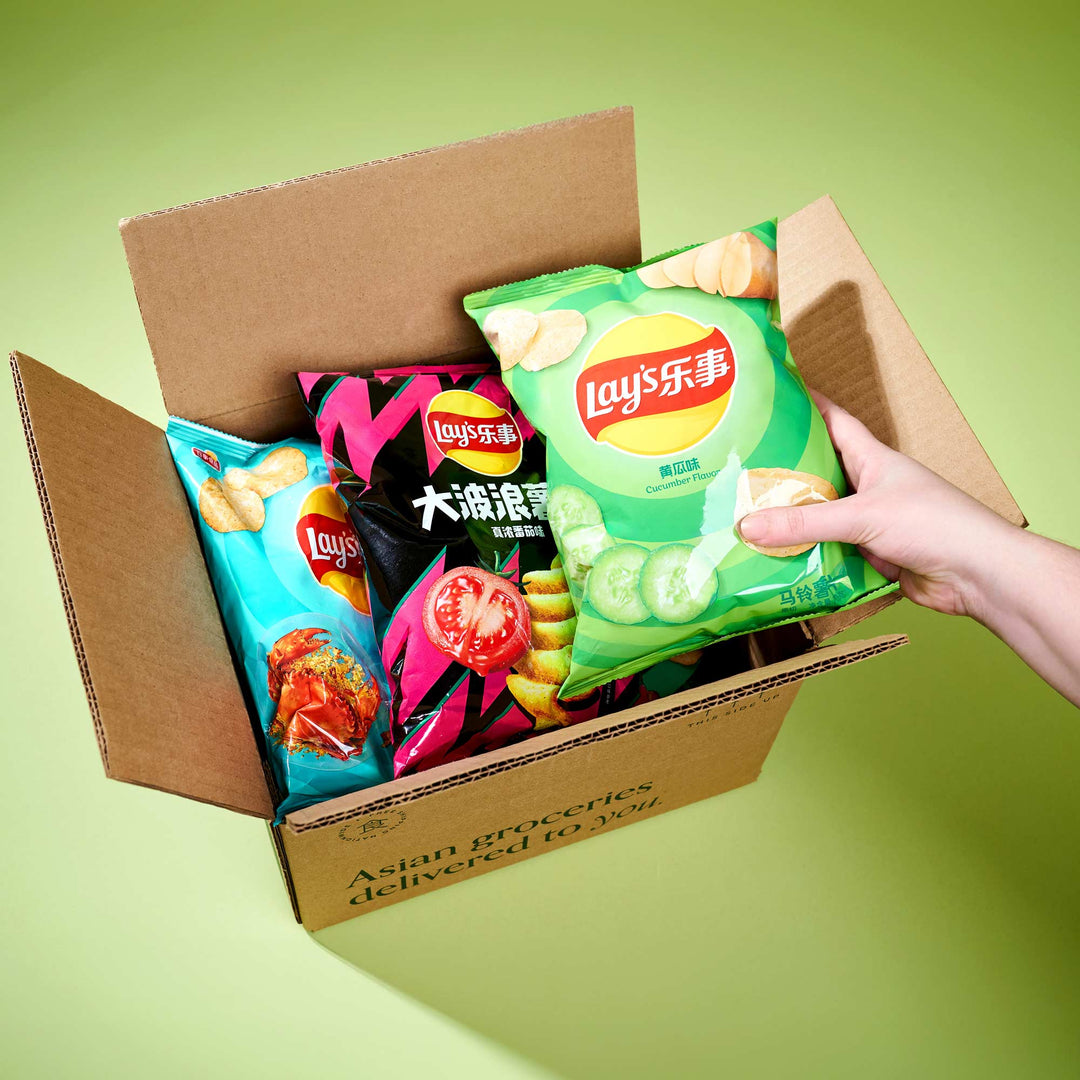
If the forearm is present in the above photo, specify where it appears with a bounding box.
[967,527,1080,706]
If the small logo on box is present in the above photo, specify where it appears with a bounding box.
[193,447,221,471]
[338,808,406,841]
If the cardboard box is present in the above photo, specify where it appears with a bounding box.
[10,107,1023,931]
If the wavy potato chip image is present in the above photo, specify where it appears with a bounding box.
[505,675,573,730]
[520,567,569,595]
[660,247,700,288]
[516,643,572,685]
[523,590,576,622]
[529,616,576,651]
[691,236,731,295]
[482,307,540,370]
[735,467,838,557]
[519,309,587,371]
[247,445,309,495]
[198,477,265,532]
[224,446,308,498]
[636,232,778,300]
[636,261,678,289]
[720,231,778,299]
[507,561,582,728]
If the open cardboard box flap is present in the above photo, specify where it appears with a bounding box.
[779,197,1025,640]
[120,107,642,442]
[12,107,1022,818]
[10,352,274,817]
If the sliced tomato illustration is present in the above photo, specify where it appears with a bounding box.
[422,566,531,676]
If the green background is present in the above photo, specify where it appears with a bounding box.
[2,1,1078,1076]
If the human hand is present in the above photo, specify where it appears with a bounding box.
[736,390,1019,621]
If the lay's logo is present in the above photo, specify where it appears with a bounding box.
[192,446,221,471]
[575,313,736,456]
[424,389,523,476]
[295,486,370,614]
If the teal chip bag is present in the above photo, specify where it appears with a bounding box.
[166,418,393,821]
[464,222,896,697]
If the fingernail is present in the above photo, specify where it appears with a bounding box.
[738,513,765,541]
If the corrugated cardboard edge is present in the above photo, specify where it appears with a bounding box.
[119,106,634,225]
[10,351,108,768]
[285,633,907,835]
[809,591,902,642]
[10,351,274,818]
[268,823,302,923]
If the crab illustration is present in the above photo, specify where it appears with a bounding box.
[266,628,381,760]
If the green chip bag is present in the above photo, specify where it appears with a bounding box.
[463,220,897,697]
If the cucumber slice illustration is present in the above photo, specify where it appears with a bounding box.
[586,544,651,625]
[561,523,615,586]
[547,484,603,538]
[640,544,718,624]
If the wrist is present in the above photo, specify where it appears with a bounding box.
[959,520,1034,630]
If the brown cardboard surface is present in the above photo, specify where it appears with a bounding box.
[282,683,801,930]
[120,107,641,442]
[778,196,1026,642]
[277,633,906,926]
[286,631,906,832]
[11,352,273,817]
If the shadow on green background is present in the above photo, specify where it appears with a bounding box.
[315,608,1080,1078]
[3,1,1079,1077]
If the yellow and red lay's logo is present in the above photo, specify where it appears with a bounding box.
[575,313,736,456]
[424,389,523,476]
[296,485,370,614]
[192,446,221,471]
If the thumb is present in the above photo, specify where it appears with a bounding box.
[737,496,867,549]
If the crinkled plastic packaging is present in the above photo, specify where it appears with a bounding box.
[296,365,707,777]
[166,419,393,821]
[464,221,897,697]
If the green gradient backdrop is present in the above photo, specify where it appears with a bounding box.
[2,2,1078,1077]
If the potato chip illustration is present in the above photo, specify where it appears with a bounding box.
[198,476,265,532]
[691,236,730,295]
[505,562,585,726]
[519,310,587,371]
[523,591,575,623]
[719,231,778,299]
[482,307,540,370]
[505,675,573,730]
[245,445,309,496]
[735,467,839,557]
[636,233,778,300]
[660,247,700,287]
[521,567,568,595]
[529,617,577,651]
[636,261,678,289]
[517,644,572,686]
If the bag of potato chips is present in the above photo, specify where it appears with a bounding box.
[167,419,393,821]
[463,221,897,697]
[296,364,709,776]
